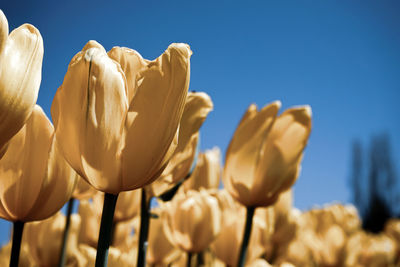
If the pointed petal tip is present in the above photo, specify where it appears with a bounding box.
[272,100,282,109]
[82,40,105,53]
[168,43,192,58]
[189,91,214,110]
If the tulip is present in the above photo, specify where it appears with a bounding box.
[139,91,212,266]
[223,101,312,266]
[24,212,81,266]
[182,147,221,192]
[0,10,43,155]
[52,41,191,266]
[93,190,141,223]
[78,199,137,249]
[0,241,33,267]
[76,245,136,267]
[0,105,77,266]
[344,231,397,267]
[52,41,191,194]
[147,208,181,266]
[149,91,213,198]
[163,190,221,267]
[224,101,312,207]
[211,204,268,267]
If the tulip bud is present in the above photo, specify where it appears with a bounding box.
[164,190,221,253]
[147,208,181,265]
[224,101,312,207]
[0,10,43,154]
[52,41,192,194]
[183,147,222,192]
[149,91,213,197]
[0,105,77,222]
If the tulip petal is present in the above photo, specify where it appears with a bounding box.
[177,91,213,153]
[0,10,8,55]
[0,105,52,221]
[122,43,192,190]
[253,106,312,203]
[224,101,280,206]
[26,137,77,221]
[0,23,43,150]
[52,41,129,193]
[108,46,149,105]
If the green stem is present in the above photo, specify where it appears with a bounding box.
[237,206,256,267]
[187,252,192,267]
[137,189,151,267]
[95,193,119,267]
[10,221,25,267]
[58,198,75,267]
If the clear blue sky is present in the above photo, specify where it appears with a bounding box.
[1,1,399,243]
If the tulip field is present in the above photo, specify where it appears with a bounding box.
[0,8,399,267]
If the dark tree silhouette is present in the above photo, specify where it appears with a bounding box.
[350,134,398,233]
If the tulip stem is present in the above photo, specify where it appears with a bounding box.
[137,189,151,267]
[58,197,75,267]
[10,221,25,267]
[187,252,192,267]
[95,193,119,267]
[237,206,256,267]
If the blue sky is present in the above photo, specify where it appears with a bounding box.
[1,1,399,243]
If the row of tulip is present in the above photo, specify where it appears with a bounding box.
[1,186,400,266]
[1,8,388,267]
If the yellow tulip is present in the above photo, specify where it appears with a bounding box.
[0,105,77,222]
[0,10,43,153]
[78,198,137,248]
[384,218,400,249]
[75,244,136,267]
[224,101,312,207]
[0,241,33,267]
[149,91,213,197]
[164,190,221,253]
[344,231,397,267]
[147,208,181,266]
[93,190,141,223]
[52,41,191,194]
[24,212,81,266]
[246,259,273,267]
[211,207,266,266]
[182,147,222,192]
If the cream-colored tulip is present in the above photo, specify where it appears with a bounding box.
[0,105,77,221]
[164,190,221,253]
[147,208,181,265]
[344,231,397,267]
[25,212,81,266]
[183,147,221,192]
[75,244,136,267]
[149,91,213,197]
[384,218,400,249]
[0,241,33,267]
[52,41,191,194]
[93,190,141,223]
[78,198,137,249]
[224,101,312,207]
[211,208,266,266]
[0,10,43,153]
